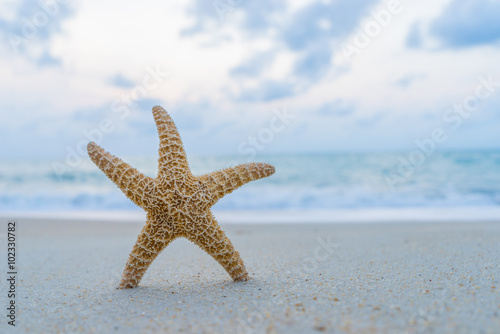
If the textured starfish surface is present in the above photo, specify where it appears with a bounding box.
[87,106,275,289]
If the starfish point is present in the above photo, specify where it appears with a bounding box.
[87,106,275,289]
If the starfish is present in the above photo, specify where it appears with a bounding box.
[87,106,275,289]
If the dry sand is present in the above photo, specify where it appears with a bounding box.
[0,218,499,333]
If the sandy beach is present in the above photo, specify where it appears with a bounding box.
[1,218,499,333]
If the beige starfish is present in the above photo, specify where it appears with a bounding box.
[87,106,275,289]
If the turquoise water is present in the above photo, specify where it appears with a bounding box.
[1,150,500,212]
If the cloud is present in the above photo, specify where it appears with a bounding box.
[393,73,426,88]
[317,100,355,117]
[356,112,386,126]
[110,74,136,89]
[280,1,376,51]
[430,0,500,48]
[238,2,287,32]
[237,80,295,102]
[406,21,422,48]
[180,0,217,36]
[229,52,273,78]
[270,0,377,86]
[182,1,286,36]
[0,0,75,66]
[293,44,332,81]
[169,99,209,132]
[275,0,378,95]
[36,50,61,67]
[183,0,377,102]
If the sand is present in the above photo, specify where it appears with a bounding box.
[0,218,498,333]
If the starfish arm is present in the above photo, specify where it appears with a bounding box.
[152,105,190,178]
[87,142,154,209]
[200,162,275,206]
[119,219,175,289]
[186,214,249,281]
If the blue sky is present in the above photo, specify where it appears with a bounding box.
[1,0,500,160]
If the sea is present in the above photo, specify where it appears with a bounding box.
[2,150,500,223]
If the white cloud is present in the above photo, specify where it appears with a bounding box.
[1,0,500,159]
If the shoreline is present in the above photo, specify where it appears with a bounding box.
[3,205,500,224]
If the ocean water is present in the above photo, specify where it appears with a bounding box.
[1,150,500,217]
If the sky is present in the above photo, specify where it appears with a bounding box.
[1,0,500,162]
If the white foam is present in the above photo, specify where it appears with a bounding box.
[2,206,499,224]
[0,210,146,223]
[216,206,500,223]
